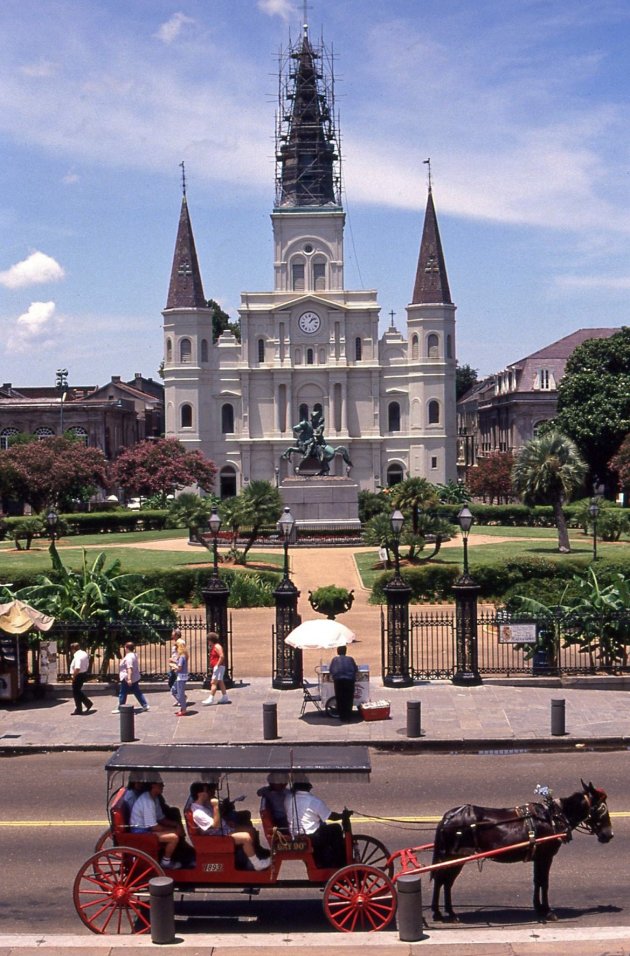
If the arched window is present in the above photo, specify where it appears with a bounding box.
[258,338,265,364]
[220,466,237,499]
[180,404,193,428]
[427,333,439,358]
[355,337,362,361]
[34,426,55,439]
[428,400,440,424]
[299,403,308,422]
[386,463,404,487]
[0,427,19,450]
[200,339,208,363]
[221,403,234,434]
[292,261,305,291]
[67,426,88,445]
[306,348,314,365]
[388,402,401,432]
[166,338,172,363]
[313,260,326,291]
[180,337,192,364]
[411,334,419,361]
[446,334,452,359]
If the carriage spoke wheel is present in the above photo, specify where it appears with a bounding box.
[323,864,396,933]
[73,847,163,935]
[93,828,114,853]
[352,835,393,877]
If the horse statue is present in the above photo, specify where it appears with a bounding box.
[430,780,613,923]
[281,414,352,476]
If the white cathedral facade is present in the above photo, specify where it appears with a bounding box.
[163,27,457,498]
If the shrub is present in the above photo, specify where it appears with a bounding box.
[309,585,354,618]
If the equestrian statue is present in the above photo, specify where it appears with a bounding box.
[281,410,352,476]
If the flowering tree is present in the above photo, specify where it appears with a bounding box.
[610,433,630,494]
[0,436,106,512]
[112,438,216,504]
[467,452,514,504]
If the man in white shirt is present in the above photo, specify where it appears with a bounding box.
[188,782,270,871]
[129,780,182,870]
[284,776,346,868]
[69,642,93,715]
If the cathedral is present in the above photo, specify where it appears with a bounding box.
[163,25,457,498]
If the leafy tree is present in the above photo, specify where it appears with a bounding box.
[208,298,241,343]
[512,431,587,553]
[436,480,470,504]
[609,432,630,494]
[232,480,282,563]
[456,362,479,400]
[112,438,216,505]
[0,436,106,512]
[362,509,453,563]
[166,492,214,542]
[467,452,514,504]
[358,489,388,523]
[554,327,630,485]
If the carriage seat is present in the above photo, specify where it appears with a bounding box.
[260,806,312,857]
[109,787,159,857]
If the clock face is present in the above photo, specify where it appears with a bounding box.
[298,310,321,334]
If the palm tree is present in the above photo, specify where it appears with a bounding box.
[235,480,283,563]
[512,431,587,553]
[166,492,213,543]
[390,477,439,534]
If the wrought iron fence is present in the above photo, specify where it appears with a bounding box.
[49,615,232,683]
[407,609,630,680]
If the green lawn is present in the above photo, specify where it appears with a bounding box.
[0,526,190,550]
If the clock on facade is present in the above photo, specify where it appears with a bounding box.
[298,310,321,334]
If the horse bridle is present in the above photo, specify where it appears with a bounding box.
[575,790,609,835]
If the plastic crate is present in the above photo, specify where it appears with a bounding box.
[359,701,390,721]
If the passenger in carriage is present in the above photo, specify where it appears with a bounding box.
[188,782,270,871]
[129,779,186,870]
[284,775,346,868]
[122,772,144,812]
[257,772,290,830]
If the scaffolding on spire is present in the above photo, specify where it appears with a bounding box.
[275,29,342,208]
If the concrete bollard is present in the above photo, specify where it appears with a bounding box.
[149,876,175,944]
[551,698,566,736]
[263,701,278,740]
[119,704,135,743]
[406,700,422,738]
[396,872,423,941]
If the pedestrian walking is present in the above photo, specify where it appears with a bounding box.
[167,629,180,697]
[201,633,230,705]
[329,645,358,722]
[69,642,93,715]
[171,637,190,716]
[113,642,150,713]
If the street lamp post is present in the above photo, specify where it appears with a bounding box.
[56,369,68,435]
[589,499,600,561]
[201,507,232,687]
[272,507,302,690]
[46,509,58,542]
[382,508,413,688]
[451,505,482,686]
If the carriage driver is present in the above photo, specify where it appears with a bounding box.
[284,774,348,867]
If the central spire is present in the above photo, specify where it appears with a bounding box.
[275,26,341,208]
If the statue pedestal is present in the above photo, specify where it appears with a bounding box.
[280,476,361,532]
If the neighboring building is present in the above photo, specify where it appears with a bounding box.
[163,25,457,498]
[0,374,164,458]
[456,328,620,478]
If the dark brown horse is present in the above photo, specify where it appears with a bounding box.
[431,780,613,922]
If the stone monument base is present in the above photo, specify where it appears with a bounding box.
[280,476,361,532]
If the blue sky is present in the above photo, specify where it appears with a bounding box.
[1,0,630,387]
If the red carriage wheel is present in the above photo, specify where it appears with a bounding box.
[352,835,393,877]
[93,828,114,853]
[73,847,163,935]
[323,864,397,933]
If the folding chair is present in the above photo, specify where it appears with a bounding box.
[300,680,323,717]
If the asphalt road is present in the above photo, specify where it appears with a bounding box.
[0,749,627,936]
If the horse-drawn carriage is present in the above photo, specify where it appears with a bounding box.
[73,743,397,935]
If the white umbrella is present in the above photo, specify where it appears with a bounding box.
[285,618,356,650]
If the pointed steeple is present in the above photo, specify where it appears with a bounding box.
[411,189,452,305]
[165,195,206,310]
[276,26,339,208]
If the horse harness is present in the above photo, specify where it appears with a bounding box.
[447,800,572,863]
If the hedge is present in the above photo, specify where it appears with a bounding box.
[436,503,589,527]
[0,509,169,539]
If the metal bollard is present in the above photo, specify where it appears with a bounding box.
[119,704,135,743]
[396,872,423,941]
[149,876,175,944]
[551,698,566,736]
[406,700,421,738]
[263,701,278,740]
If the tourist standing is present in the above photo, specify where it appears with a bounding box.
[201,633,230,705]
[69,642,93,715]
[113,642,150,713]
[171,637,190,717]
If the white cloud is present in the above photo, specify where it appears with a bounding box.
[62,169,80,185]
[0,251,65,289]
[257,0,296,20]
[555,274,630,291]
[154,12,195,44]
[8,301,58,353]
[20,60,57,78]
